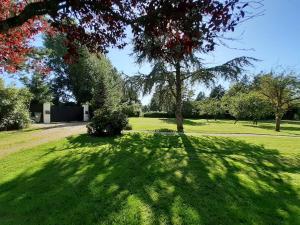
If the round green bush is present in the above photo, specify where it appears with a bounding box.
[87,108,128,136]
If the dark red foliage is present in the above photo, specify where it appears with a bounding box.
[0,1,49,73]
[132,0,250,62]
[0,0,252,71]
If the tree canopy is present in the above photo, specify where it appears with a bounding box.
[257,72,300,131]
[0,0,261,73]
[44,33,123,106]
[21,73,53,104]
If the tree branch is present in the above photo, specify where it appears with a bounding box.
[0,1,63,33]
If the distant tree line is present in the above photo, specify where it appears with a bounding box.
[145,73,300,132]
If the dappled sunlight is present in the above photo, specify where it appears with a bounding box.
[0,133,299,224]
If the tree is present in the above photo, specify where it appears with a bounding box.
[0,1,137,64]
[1,1,262,73]
[0,78,32,130]
[121,76,141,105]
[209,85,225,99]
[135,57,254,132]
[199,98,224,121]
[44,33,123,106]
[222,91,272,124]
[0,1,48,72]
[222,93,249,123]
[196,91,206,101]
[21,73,52,104]
[132,0,259,132]
[257,72,300,131]
[243,92,272,124]
[44,33,71,103]
[149,86,176,113]
[226,82,250,97]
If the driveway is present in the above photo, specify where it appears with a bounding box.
[0,122,87,158]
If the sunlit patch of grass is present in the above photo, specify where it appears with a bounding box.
[129,117,300,136]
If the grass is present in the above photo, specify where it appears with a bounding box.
[129,118,300,136]
[0,133,299,225]
[0,127,42,149]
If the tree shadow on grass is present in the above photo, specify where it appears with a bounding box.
[0,133,299,224]
[160,118,206,126]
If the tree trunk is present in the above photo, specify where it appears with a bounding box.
[275,114,281,132]
[175,62,184,133]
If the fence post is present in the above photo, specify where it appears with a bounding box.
[43,102,51,124]
[82,104,89,122]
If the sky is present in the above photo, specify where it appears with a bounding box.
[107,0,300,104]
[4,0,300,105]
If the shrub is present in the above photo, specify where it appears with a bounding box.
[0,82,32,131]
[124,123,133,130]
[143,111,173,118]
[121,103,142,117]
[87,108,128,136]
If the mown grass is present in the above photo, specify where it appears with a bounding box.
[0,127,42,150]
[129,118,300,136]
[0,133,299,225]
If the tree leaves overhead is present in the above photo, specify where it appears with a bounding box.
[0,0,261,73]
[191,56,257,85]
[133,0,259,63]
[133,56,256,96]
[0,1,49,73]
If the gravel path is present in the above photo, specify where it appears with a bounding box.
[0,122,87,158]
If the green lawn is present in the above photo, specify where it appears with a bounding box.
[129,118,300,136]
[0,127,41,150]
[0,133,299,225]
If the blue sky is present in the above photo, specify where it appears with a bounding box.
[107,0,300,104]
[4,0,300,105]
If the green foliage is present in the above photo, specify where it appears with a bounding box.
[44,34,71,103]
[226,75,251,97]
[123,123,133,131]
[0,80,32,130]
[257,72,300,131]
[243,92,273,123]
[209,85,225,99]
[142,105,150,113]
[222,92,272,123]
[143,111,172,118]
[69,48,122,106]
[121,77,141,104]
[87,108,128,136]
[196,91,206,101]
[257,73,300,117]
[44,34,123,106]
[121,103,142,117]
[182,101,201,118]
[132,56,255,132]
[198,99,224,120]
[149,86,175,113]
[222,94,248,121]
[21,73,52,104]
